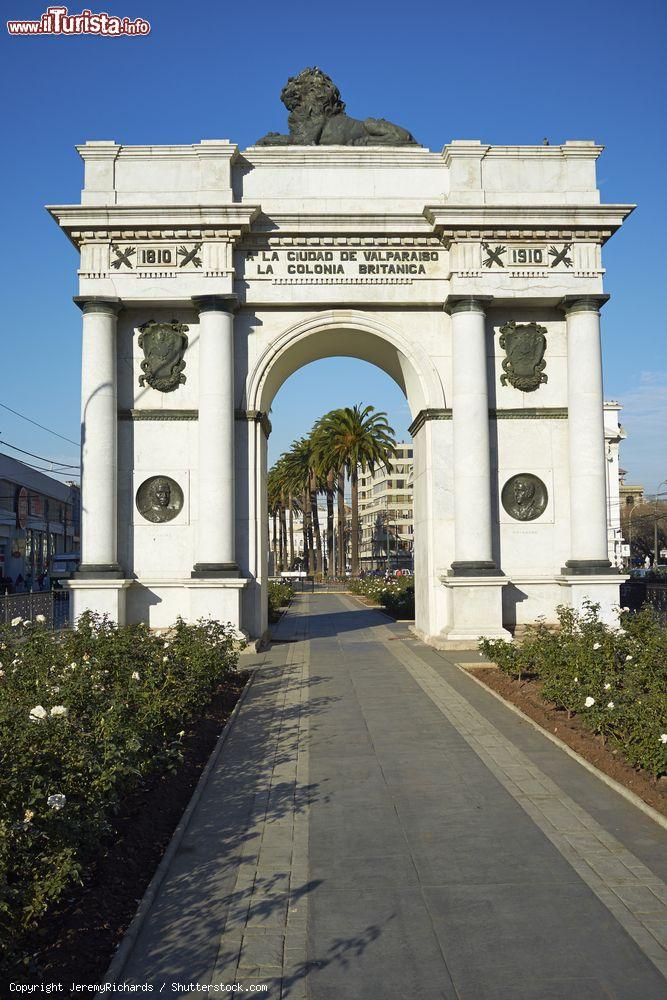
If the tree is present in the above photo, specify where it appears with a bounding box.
[621,500,667,565]
[312,414,344,576]
[313,405,396,575]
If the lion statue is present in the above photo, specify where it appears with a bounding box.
[256,68,418,147]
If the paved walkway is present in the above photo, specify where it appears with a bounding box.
[115,594,667,999]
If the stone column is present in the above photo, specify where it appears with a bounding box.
[192,296,238,576]
[75,296,122,576]
[445,295,500,575]
[561,295,614,573]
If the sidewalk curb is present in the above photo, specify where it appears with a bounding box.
[458,664,667,832]
[102,668,258,985]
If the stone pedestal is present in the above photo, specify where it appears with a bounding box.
[66,579,132,625]
[189,578,247,629]
[440,576,511,645]
[557,574,626,627]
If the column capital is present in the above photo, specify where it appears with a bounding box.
[74,296,122,316]
[192,295,238,315]
[559,294,610,315]
[444,295,493,316]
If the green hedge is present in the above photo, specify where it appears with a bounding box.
[480,602,667,778]
[268,580,294,622]
[348,576,415,618]
[0,612,242,975]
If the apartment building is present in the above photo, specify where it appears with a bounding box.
[358,442,414,571]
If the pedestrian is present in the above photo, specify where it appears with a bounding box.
[42,570,50,591]
[15,573,24,593]
[24,570,33,592]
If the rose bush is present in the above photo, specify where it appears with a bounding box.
[480,602,667,778]
[0,612,242,976]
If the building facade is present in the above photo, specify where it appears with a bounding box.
[603,402,626,569]
[0,454,80,588]
[358,443,414,571]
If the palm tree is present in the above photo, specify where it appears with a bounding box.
[281,437,317,573]
[267,464,282,572]
[314,405,396,575]
[312,415,342,576]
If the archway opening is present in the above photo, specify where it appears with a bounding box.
[240,311,447,640]
[268,356,415,581]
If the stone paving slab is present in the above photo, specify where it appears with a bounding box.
[112,593,667,999]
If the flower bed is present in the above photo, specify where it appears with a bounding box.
[480,602,667,779]
[348,576,415,619]
[0,612,243,978]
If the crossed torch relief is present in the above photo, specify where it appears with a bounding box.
[109,243,203,270]
[481,242,573,269]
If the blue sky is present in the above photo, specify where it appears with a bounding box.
[1,0,665,491]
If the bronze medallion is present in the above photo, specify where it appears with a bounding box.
[501,474,548,522]
[499,321,548,392]
[138,319,189,393]
[136,476,183,523]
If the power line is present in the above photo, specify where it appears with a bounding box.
[0,401,79,447]
[0,438,79,468]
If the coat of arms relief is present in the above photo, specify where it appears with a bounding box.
[498,321,548,393]
[137,320,189,392]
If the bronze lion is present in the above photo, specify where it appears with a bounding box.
[256,67,418,147]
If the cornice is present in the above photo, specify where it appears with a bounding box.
[409,406,569,436]
[424,204,635,242]
[249,212,436,235]
[47,204,261,248]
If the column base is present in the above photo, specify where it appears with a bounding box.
[562,559,618,576]
[449,561,504,578]
[191,563,240,578]
[439,575,511,644]
[64,578,132,625]
[75,563,125,579]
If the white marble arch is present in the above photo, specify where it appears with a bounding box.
[241,310,446,641]
[49,138,634,647]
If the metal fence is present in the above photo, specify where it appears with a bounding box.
[1,590,70,630]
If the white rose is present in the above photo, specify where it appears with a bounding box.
[604,683,611,691]
[11,617,22,627]
[660,734,667,745]
[593,643,601,651]
[607,701,615,710]
[625,655,633,661]
[47,793,66,810]
[29,705,48,722]
[131,671,140,680]
[584,696,595,708]
[35,614,46,624]
[50,705,68,719]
